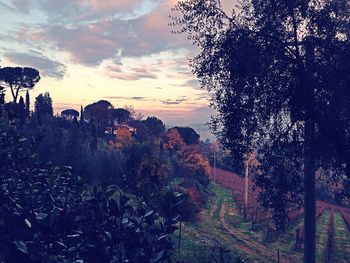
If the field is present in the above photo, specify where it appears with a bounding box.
[173,168,350,263]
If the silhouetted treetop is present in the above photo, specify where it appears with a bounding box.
[34,92,53,117]
[61,108,79,118]
[110,108,131,125]
[171,127,200,145]
[0,67,40,103]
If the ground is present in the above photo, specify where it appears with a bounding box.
[173,183,350,263]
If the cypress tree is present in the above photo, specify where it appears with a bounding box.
[80,105,84,125]
[25,91,30,117]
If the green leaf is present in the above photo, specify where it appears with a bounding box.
[150,250,165,263]
[104,231,112,240]
[24,218,31,228]
[35,213,48,220]
[13,240,27,254]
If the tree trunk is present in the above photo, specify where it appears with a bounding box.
[303,116,316,263]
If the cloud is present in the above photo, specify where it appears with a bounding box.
[3,51,67,79]
[105,96,150,101]
[9,0,189,66]
[76,0,146,13]
[160,97,188,105]
[181,79,201,89]
[105,63,157,80]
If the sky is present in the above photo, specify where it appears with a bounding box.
[0,0,223,138]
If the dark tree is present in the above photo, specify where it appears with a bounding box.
[61,108,79,119]
[172,127,200,145]
[143,116,166,138]
[0,67,40,103]
[173,1,350,262]
[84,100,113,131]
[34,92,53,117]
[18,96,26,124]
[25,91,30,117]
[80,105,84,124]
[110,108,131,125]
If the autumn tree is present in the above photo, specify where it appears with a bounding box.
[0,67,40,103]
[173,1,350,262]
[172,126,200,145]
[166,128,186,151]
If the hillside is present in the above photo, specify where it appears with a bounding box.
[174,169,350,263]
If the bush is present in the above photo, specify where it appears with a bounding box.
[0,123,184,262]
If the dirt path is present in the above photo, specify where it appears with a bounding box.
[219,198,300,263]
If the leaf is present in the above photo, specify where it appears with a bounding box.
[144,210,154,218]
[104,231,112,240]
[35,213,48,220]
[150,250,165,263]
[24,218,31,228]
[67,234,80,238]
[13,240,27,254]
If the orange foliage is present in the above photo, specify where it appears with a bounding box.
[166,128,185,151]
[244,151,259,167]
[187,186,202,209]
[115,126,133,147]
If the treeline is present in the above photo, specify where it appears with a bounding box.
[0,66,221,261]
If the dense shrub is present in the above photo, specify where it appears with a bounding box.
[0,123,183,262]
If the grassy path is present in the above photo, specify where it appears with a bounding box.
[333,212,350,263]
[174,183,350,262]
[316,210,330,262]
[175,184,302,262]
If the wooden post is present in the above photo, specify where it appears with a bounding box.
[213,152,217,183]
[277,249,280,263]
[178,220,182,254]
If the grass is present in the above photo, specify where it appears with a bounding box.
[172,183,349,263]
[316,209,330,262]
[333,212,350,263]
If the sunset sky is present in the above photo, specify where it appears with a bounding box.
[0,0,221,136]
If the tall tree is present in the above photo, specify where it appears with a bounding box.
[173,1,350,262]
[0,67,40,103]
[84,100,113,132]
[80,105,84,124]
[34,92,53,117]
[143,116,166,138]
[18,96,26,123]
[25,91,30,117]
[172,127,200,145]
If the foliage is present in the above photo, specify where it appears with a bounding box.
[0,122,184,262]
[0,67,40,103]
[61,109,79,119]
[173,1,350,261]
[34,92,53,117]
[84,100,113,131]
[172,127,200,145]
[109,108,130,125]
[143,116,166,138]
